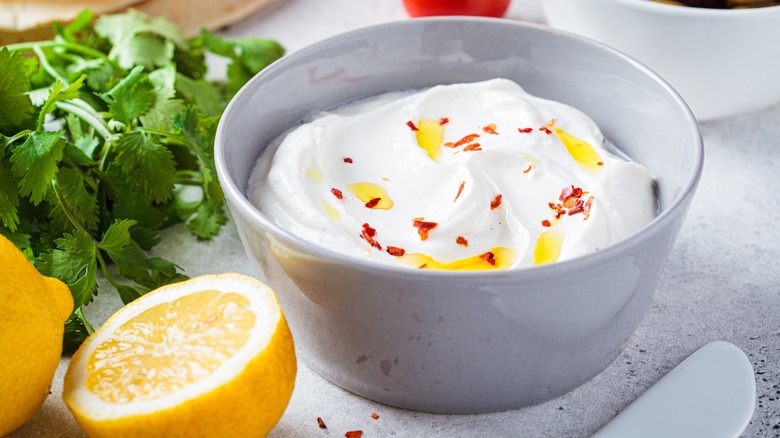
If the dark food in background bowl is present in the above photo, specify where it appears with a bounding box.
[650,0,778,8]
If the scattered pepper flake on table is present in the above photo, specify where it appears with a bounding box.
[331,188,344,199]
[345,431,363,438]
[371,412,379,420]
[456,236,469,246]
[439,117,449,125]
[463,143,482,152]
[523,165,533,173]
[344,157,353,163]
[539,126,552,135]
[406,120,418,131]
[317,417,327,429]
[518,127,533,133]
[542,219,552,227]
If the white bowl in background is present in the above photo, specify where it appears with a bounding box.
[542,0,780,120]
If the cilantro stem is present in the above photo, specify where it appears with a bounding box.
[52,176,127,296]
[5,40,120,71]
[141,128,198,149]
[3,130,31,150]
[32,45,69,85]
[94,249,124,291]
[75,307,94,335]
[56,101,111,140]
[52,177,96,240]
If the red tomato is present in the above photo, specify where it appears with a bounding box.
[402,0,511,18]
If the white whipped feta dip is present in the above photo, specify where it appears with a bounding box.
[249,78,655,270]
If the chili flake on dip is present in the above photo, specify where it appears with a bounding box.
[249,79,655,270]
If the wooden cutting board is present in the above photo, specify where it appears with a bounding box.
[0,0,280,45]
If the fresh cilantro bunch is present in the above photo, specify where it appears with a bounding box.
[0,10,284,353]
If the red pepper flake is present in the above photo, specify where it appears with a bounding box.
[445,133,480,148]
[463,143,482,152]
[490,194,503,210]
[412,218,438,241]
[365,197,381,209]
[345,431,363,438]
[386,246,406,257]
[439,117,450,125]
[479,251,497,266]
[523,165,532,174]
[555,209,566,219]
[371,412,380,420]
[343,157,353,163]
[597,161,604,166]
[583,195,594,216]
[456,236,469,247]
[317,417,327,429]
[454,181,465,202]
[406,120,418,131]
[546,118,556,127]
[559,185,583,201]
[361,223,381,250]
[548,202,562,210]
[331,188,343,200]
[541,219,552,227]
[568,198,585,215]
[482,123,498,135]
[518,127,533,133]
[539,126,552,135]
[418,263,428,269]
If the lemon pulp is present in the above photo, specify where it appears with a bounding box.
[86,290,254,404]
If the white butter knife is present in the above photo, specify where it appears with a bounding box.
[594,341,756,438]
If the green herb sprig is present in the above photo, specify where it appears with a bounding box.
[0,9,284,353]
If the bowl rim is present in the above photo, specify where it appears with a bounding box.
[215,16,704,281]
[594,0,780,15]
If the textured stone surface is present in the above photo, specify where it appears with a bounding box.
[10,0,779,436]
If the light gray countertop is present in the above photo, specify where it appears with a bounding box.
[11,0,779,436]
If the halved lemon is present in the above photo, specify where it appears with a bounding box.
[63,273,296,438]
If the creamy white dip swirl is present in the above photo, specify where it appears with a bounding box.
[249,79,655,270]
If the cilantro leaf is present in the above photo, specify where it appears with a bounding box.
[37,230,98,310]
[67,136,99,166]
[113,130,176,203]
[0,48,36,135]
[0,163,20,231]
[175,73,223,117]
[105,163,170,230]
[99,219,184,292]
[99,66,155,125]
[115,284,147,305]
[186,198,227,238]
[10,130,65,205]
[63,316,90,355]
[138,65,186,131]
[200,30,284,95]
[95,11,187,69]
[47,167,99,233]
[37,76,86,130]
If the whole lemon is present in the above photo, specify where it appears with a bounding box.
[0,235,73,436]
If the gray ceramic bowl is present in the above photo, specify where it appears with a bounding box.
[215,18,703,414]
